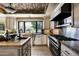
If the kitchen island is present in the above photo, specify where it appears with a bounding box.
[0,37,31,56]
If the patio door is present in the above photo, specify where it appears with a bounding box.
[18,21,43,34]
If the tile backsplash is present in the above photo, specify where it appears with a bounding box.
[63,27,79,40]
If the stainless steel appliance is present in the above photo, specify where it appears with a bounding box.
[48,36,61,56]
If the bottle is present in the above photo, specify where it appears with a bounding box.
[18,29,21,40]
[6,30,8,37]
[5,30,9,40]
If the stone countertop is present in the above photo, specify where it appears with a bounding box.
[61,41,79,54]
[0,37,31,47]
[49,34,79,41]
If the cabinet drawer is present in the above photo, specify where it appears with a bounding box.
[61,43,78,56]
[61,51,67,56]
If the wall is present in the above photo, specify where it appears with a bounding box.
[45,3,58,17]
[0,17,5,24]
[43,16,50,29]
[5,16,16,30]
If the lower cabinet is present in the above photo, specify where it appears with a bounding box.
[61,43,78,56]
[33,34,47,45]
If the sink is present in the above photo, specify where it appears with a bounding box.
[0,35,8,41]
[9,34,17,39]
[20,37,28,39]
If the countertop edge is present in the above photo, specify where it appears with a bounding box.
[0,37,31,47]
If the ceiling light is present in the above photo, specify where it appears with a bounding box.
[4,8,16,13]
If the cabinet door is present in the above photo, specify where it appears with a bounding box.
[34,35,42,45]
[42,35,47,45]
[34,34,47,45]
[72,3,79,27]
[61,43,78,56]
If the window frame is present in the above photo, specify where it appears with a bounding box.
[18,21,43,34]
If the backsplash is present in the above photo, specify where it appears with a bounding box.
[63,27,79,40]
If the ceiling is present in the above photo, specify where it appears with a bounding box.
[0,3,48,14]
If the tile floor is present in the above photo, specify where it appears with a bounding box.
[31,46,52,56]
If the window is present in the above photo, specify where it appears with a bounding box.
[18,22,24,32]
[0,18,5,34]
[18,21,43,34]
[36,21,43,33]
[25,22,36,33]
[0,24,5,30]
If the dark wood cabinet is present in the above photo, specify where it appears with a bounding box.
[52,3,79,28]
[51,3,71,21]
[50,3,71,28]
[61,3,71,13]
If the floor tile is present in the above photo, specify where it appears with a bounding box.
[31,46,52,56]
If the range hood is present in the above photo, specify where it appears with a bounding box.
[0,3,16,14]
[54,16,72,28]
[55,23,71,28]
[52,12,71,21]
[51,3,71,21]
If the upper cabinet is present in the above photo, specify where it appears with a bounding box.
[50,3,79,28]
[71,3,79,27]
[50,3,63,21]
[50,3,71,21]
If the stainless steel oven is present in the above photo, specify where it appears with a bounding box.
[48,36,61,56]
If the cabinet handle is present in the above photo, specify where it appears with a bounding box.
[65,51,70,55]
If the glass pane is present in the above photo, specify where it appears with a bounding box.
[18,21,43,34]
[37,21,43,34]
[0,19,5,34]
[0,24,4,30]
[18,22,24,33]
[25,22,36,33]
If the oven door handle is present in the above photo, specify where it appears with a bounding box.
[65,51,70,55]
[50,39,59,49]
